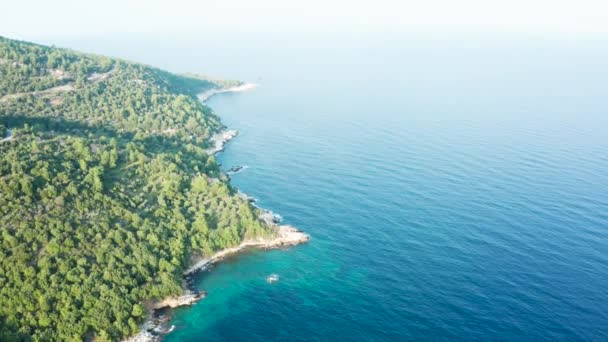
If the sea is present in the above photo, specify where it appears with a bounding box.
[52,32,608,341]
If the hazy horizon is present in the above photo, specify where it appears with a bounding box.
[2,0,608,42]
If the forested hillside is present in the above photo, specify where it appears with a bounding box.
[0,36,273,341]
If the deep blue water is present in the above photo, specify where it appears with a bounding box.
[52,34,608,340]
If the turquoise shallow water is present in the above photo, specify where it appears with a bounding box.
[54,34,608,340]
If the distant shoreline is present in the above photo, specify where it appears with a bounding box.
[197,82,258,104]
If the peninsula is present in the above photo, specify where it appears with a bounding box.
[0,36,308,341]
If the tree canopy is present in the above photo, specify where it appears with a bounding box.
[0,36,272,341]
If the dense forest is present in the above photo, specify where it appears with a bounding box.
[0,36,274,341]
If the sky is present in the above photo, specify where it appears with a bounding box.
[1,0,608,40]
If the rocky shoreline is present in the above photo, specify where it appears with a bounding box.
[226,165,248,175]
[205,129,238,155]
[152,290,207,310]
[125,225,309,342]
[185,225,310,276]
[124,83,308,342]
[197,82,257,104]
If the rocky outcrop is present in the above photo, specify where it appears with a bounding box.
[258,209,282,226]
[184,225,310,276]
[226,165,247,175]
[205,129,238,155]
[198,83,257,104]
[122,329,157,342]
[152,291,207,310]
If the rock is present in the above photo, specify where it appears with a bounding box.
[198,83,258,104]
[205,129,238,155]
[236,191,257,203]
[122,330,157,342]
[226,165,247,175]
[265,225,310,248]
[184,224,309,276]
[153,291,207,310]
[259,210,282,225]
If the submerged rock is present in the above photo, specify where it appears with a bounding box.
[226,165,247,175]
[266,274,280,283]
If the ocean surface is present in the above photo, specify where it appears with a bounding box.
[54,33,608,340]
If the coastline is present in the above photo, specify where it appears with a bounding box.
[184,225,310,276]
[125,83,308,342]
[197,82,258,104]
